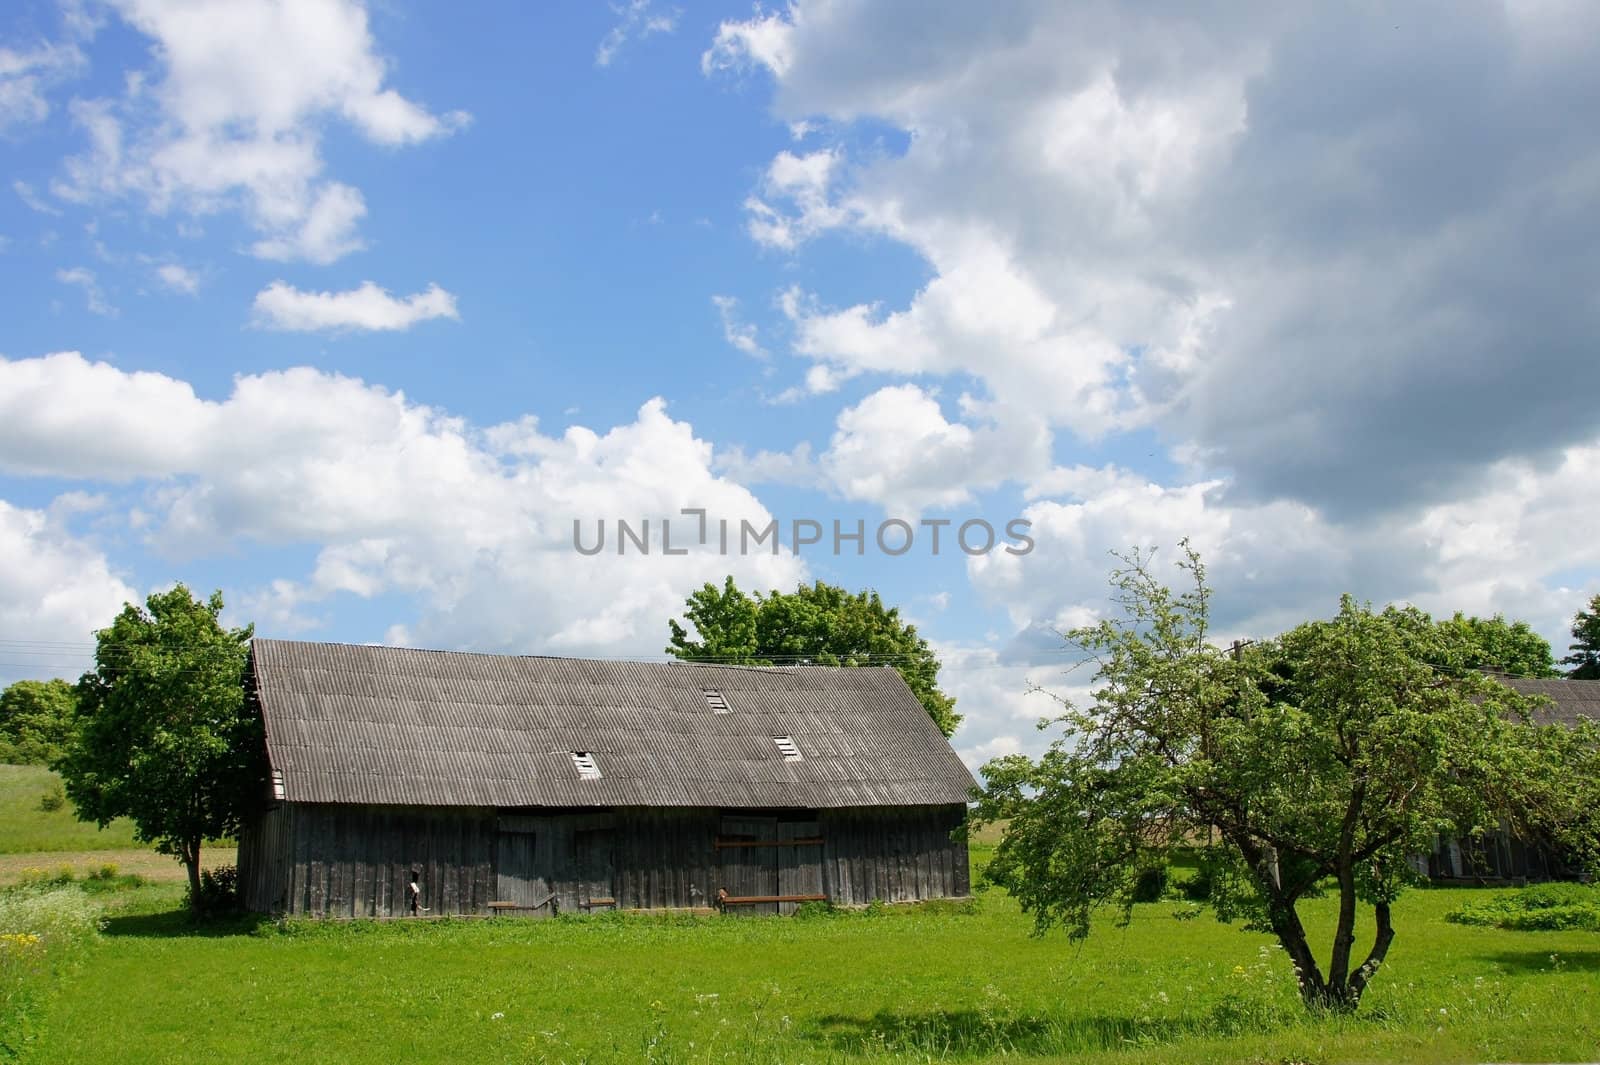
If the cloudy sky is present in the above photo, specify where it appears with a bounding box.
[3,0,1597,767]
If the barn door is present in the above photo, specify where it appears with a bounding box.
[718,815,779,915]
[777,820,823,915]
[575,828,616,911]
[494,819,551,916]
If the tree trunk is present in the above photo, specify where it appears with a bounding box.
[1348,897,1396,1004]
[1264,898,1330,1008]
[1232,829,1333,1007]
[1326,859,1359,999]
[182,838,203,915]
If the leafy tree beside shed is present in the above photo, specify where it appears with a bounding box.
[976,545,1598,1014]
[58,585,264,912]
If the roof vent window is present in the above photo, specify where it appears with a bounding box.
[571,752,601,780]
[270,769,286,801]
[702,688,729,713]
[774,736,802,762]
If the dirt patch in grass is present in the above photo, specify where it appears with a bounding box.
[0,846,237,886]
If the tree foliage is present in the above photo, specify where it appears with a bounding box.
[1564,593,1600,679]
[975,545,1596,1013]
[58,585,264,912]
[1438,612,1558,677]
[0,679,78,766]
[667,577,959,736]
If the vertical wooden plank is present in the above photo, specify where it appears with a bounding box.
[334,809,349,917]
[442,814,459,915]
[352,809,369,918]
[903,812,918,902]
[344,809,359,918]
[288,805,304,915]
[618,817,637,909]
[870,812,888,904]
[382,809,399,917]
[673,812,690,908]
[698,810,715,909]
[840,811,860,905]
[919,808,936,900]
[828,811,846,904]
[460,814,473,914]
[468,815,483,914]
[845,811,863,905]
[370,809,384,917]
[369,809,382,918]
[643,814,657,910]
[889,815,907,902]
[660,813,675,909]
[555,816,579,916]
[777,821,798,915]
[308,808,326,917]
[952,805,971,897]
[430,811,446,916]
[936,808,955,898]
[325,811,343,918]
[400,810,417,917]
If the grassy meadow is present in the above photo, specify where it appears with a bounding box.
[2,804,1597,1063]
[0,767,142,858]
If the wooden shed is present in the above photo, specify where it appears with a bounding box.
[1418,676,1600,883]
[236,639,976,917]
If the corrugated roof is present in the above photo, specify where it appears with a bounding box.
[1494,676,1600,728]
[250,639,977,808]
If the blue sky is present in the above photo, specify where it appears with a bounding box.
[4,0,1599,765]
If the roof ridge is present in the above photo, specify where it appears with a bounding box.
[253,637,880,674]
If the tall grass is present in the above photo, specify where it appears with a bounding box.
[0,883,104,1057]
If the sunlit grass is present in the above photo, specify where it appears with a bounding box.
[0,766,141,856]
[16,870,1599,1064]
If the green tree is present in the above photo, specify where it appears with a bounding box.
[668,577,960,736]
[59,585,264,911]
[1563,594,1600,679]
[1438,612,1558,677]
[976,545,1594,1013]
[0,678,78,766]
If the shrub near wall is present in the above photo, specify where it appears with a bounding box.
[1446,883,1600,931]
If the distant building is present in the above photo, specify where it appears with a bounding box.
[1417,676,1600,883]
[237,640,975,917]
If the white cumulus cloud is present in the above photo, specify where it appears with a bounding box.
[0,352,805,658]
[52,0,468,263]
[706,1,1600,516]
[251,280,460,332]
[0,499,138,683]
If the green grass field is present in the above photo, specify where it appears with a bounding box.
[12,860,1600,1064]
[3,817,1597,1062]
[0,767,141,856]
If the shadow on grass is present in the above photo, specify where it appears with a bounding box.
[1476,950,1600,975]
[102,908,274,939]
[804,1008,1216,1058]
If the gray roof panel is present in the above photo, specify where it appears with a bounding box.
[1494,676,1600,728]
[250,639,976,808]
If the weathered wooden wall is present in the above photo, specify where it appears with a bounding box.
[239,803,498,917]
[819,806,969,906]
[239,802,969,917]
[1419,829,1572,884]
